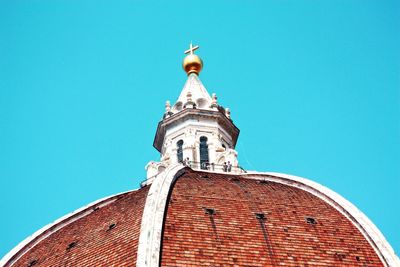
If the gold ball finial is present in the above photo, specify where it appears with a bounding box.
[183,43,203,75]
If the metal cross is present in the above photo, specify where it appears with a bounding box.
[184,42,199,55]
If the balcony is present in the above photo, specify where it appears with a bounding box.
[140,161,246,188]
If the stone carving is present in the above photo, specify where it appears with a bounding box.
[210,93,218,109]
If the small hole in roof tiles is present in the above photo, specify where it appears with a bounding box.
[229,177,240,182]
[356,256,361,261]
[334,252,346,261]
[204,208,215,215]
[67,241,77,250]
[255,213,265,220]
[306,217,317,225]
[108,223,117,231]
[27,260,38,267]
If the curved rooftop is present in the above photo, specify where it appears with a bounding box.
[2,188,149,267]
[3,168,398,267]
[161,170,384,266]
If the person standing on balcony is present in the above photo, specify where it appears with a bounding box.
[227,161,232,172]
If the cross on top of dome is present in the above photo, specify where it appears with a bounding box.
[182,42,203,75]
[184,42,199,55]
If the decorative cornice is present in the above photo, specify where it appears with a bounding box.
[153,108,239,152]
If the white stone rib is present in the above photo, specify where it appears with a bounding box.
[0,189,137,267]
[136,164,185,267]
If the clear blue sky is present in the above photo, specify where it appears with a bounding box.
[1,0,399,259]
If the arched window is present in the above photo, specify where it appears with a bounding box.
[199,136,209,169]
[177,140,184,163]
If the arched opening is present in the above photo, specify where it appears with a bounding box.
[174,101,183,111]
[177,140,184,163]
[217,156,226,165]
[199,136,209,169]
[196,98,207,109]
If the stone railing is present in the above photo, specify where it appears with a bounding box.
[140,161,246,188]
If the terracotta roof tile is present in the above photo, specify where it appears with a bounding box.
[160,171,384,267]
[8,187,148,267]
[5,170,385,266]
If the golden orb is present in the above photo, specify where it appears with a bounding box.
[182,54,203,75]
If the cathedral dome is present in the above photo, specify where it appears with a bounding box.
[2,44,398,267]
[1,169,398,266]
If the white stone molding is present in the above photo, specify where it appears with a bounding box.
[210,93,218,109]
[145,161,168,179]
[0,190,137,267]
[151,114,240,179]
[136,164,186,267]
[244,171,400,267]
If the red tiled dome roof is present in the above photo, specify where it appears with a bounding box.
[161,171,383,266]
[2,169,391,266]
[4,188,149,267]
